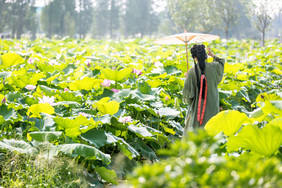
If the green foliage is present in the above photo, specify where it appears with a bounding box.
[127,130,282,188]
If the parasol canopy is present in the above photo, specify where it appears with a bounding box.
[154,30,220,71]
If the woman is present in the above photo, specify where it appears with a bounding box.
[182,44,225,139]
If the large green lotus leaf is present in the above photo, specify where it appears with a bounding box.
[94,97,120,115]
[29,72,45,85]
[0,139,37,154]
[27,103,55,118]
[81,128,107,148]
[0,53,24,68]
[95,166,118,185]
[138,82,152,94]
[131,138,158,161]
[158,107,180,118]
[227,121,282,156]
[128,124,154,140]
[54,116,97,138]
[39,85,57,96]
[0,105,18,123]
[256,93,282,103]
[101,67,132,82]
[29,131,62,142]
[69,77,102,91]
[57,92,82,102]
[205,110,249,136]
[58,143,111,164]
[261,100,282,116]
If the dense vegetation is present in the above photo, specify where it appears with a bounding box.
[0,38,281,187]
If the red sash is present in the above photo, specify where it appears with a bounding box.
[197,75,207,125]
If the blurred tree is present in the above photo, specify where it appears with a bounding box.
[167,0,217,33]
[123,0,159,38]
[0,0,8,33]
[92,0,109,39]
[244,0,282,46]
[5,0,36,39]
[215,0,239,39]
[41,0,76,38]
[76,0,93,39]
[109,0,120,39]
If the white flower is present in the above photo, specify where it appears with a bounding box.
[28,58,34,64]
[101,79,111,87]
[78,112,88,118]
[154,61,163,68]
[25,85,36,90]
[38,96,56,106]
[48,59,59,65]
[118,116,132,123]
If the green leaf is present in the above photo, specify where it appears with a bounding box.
[138,82,152,94]
[0,105,17,121]
[94,97,120,115]
[0,53,24,68]
[128,124,154,139]
[0,139,37,154]
[58,143,111,164]
[158,107,180,118]
[132,138,158,161]
[57,91,82,102]
[27,103,55,118]
[227,119,282,156]
[81,128,107,148]
[69,77,102,91]
[101,67,132,82]
[205,110,250,136]
[95,166,118,185]
[29,131,62,142]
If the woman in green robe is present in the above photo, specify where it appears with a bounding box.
[182,44,225,139]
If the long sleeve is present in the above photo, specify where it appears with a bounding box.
[183,68,195,104]
[212,56,225,84]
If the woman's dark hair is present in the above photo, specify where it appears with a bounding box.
[190,44,207,98]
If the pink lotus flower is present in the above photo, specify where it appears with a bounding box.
[1,97,6,104]
[118,116,132,123]
[28,58,34,64]
[64,88,69,92]
[85,59,91,67]
[101,79,111,87]
[48,59,58,65]
[78,112,88,117]
[38,96,56,106]
[25,85,36,90]
[111,89,119,93]
[133,68,142,76]
[112,67,116,70]
[165,96,169,101]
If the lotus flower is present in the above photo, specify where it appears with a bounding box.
[25,85,36,90]
[48,59,58,65]
[154,61,163,67]
[1,97,6,104]
[38,96,56,106]
[111,89,119,93]
[133,68,142,76]
[64,88,69,92]
[101,79,111,87]
[85,59,91,67]
[118,116,132,123]
[165,96,169,101]
[28,58,34,64]
[78,112,88,117]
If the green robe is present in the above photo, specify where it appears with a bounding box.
[182,56,225,137]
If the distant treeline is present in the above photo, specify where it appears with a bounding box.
[0,0,281,43]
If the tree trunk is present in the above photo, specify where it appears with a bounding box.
[262,28,265,46]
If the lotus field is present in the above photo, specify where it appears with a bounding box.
[0,38,281,187]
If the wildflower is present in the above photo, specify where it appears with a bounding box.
[118,116,132,123]
[1,97,6,104]
[25,85,36,90]
[64,88,69,92]
[78,112,88,118]
[101,79,111,87]
[85,59,91,67]
[28,58,34,64]
[111,89,119,93]
[38,96,56,106]
[133,68,142,76]
[154,61,163,68]
[48,59,58,65]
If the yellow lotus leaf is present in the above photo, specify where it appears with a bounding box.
[0,52,24,68]
[147,79,163,88]
[272,68,282,75]
[93,97,120,115]
[236,73,248,81]
[256,93,282,103]
[205,110,250,136]
[27,103,55,118]
[69,77,102,91]
[101,68,132,82]
[224,63,243,74]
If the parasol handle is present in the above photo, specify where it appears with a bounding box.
[185,42,189,72]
